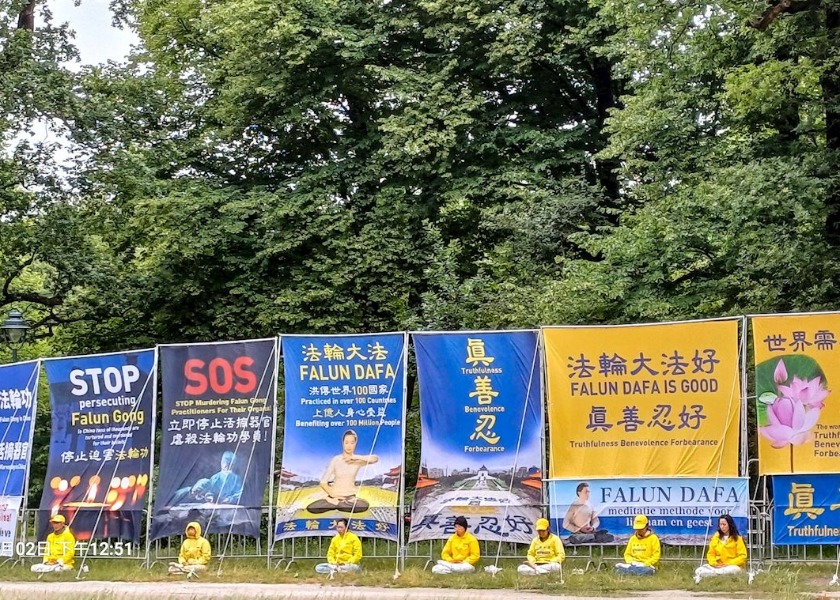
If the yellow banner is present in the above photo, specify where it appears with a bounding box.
[752,313,840,474]
[545,320,741,478]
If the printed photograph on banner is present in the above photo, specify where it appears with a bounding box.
[150,340,276,541]
[772,474,840,545]
[0,361,39,556]
[547,478,748,546]
[39,350,155,543]
[544,319,741,478]
[408,331,542,545]
[275,334,405,542]
[752,314,840,474]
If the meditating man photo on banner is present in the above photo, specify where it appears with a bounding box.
[563,481,613,544]
[31,514,75,573]
[307,429,378,515]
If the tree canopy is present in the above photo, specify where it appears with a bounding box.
[2,0,840,346]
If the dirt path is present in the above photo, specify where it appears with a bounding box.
[0,582,806,599]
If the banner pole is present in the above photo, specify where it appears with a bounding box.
[740,316,749,478]
[538,330,547,511]
[15,361,40,564]
[143,347,160,569]
[397,332,409,575]
[18,361,40,514]
[266,336,280,569]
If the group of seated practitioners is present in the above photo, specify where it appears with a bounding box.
[31,512,745,580]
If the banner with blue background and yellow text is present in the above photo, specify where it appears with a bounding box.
[544,319,741,478]
[275,333,406,541]
[773,474,840,544]
[409,331,542,544]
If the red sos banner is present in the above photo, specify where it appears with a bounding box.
[150,339,277,540]
[183,357,258,395]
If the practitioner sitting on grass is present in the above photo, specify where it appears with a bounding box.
[518,517,565,576]
[31,514,75,573]
[169,521,211,575]
[431,516,480,575]
[694,514,747,581]
[614,515,660,576]
[315,518,362,574]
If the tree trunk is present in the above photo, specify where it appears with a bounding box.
[17,0,36,31]
[823,3,840,240]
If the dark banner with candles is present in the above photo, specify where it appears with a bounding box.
[39,350,156,542]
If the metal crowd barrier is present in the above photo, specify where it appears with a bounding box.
[8,500,840,572]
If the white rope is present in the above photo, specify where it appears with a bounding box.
[75,353,157,578]
[696,323,746,583]
[346,339,405,579]
[491,333,540,573]
[212,343,277,577]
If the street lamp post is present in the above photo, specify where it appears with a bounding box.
[1,308,31,363]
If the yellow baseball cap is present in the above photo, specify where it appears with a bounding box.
[632,515,648,529]
[49,515,66,524]
[535,518,550,531]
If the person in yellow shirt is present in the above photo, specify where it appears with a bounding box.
[518,517,565,576]
[614,515,660,575]
[432,515,480,575]
[31,514,75,573]
[694,514,747,581]
[315,518,362,574]
[168,521,211,576]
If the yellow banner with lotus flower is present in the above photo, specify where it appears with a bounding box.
[753,313,840,474]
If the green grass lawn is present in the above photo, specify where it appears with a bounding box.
[6,555,838,599]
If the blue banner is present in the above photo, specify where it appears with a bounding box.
[0,361,39,499]
[275,333,406,541]
[150,339,277,541]
[39,350,156,542]
[547,477,748,545]
[408,331,542,544]
[773,474,840,545]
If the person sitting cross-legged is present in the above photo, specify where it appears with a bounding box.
[694,514,747,581]
[431,516,480,575]
[31,514,75,573]
[169,521,211,576]
[315,518,362,574]
[614,515,660,576]
[517,517,565,576]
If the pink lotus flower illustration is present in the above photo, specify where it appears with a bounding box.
[757,357,829,472]
[778,376,829,410]
[759,396,821,448]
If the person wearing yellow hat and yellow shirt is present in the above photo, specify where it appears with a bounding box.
[518,517,565,576]
[315,518,362,574]
[694,514,747,581]
[31,514,75,573]
[431,516,480,575]
[614,514,660,575]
